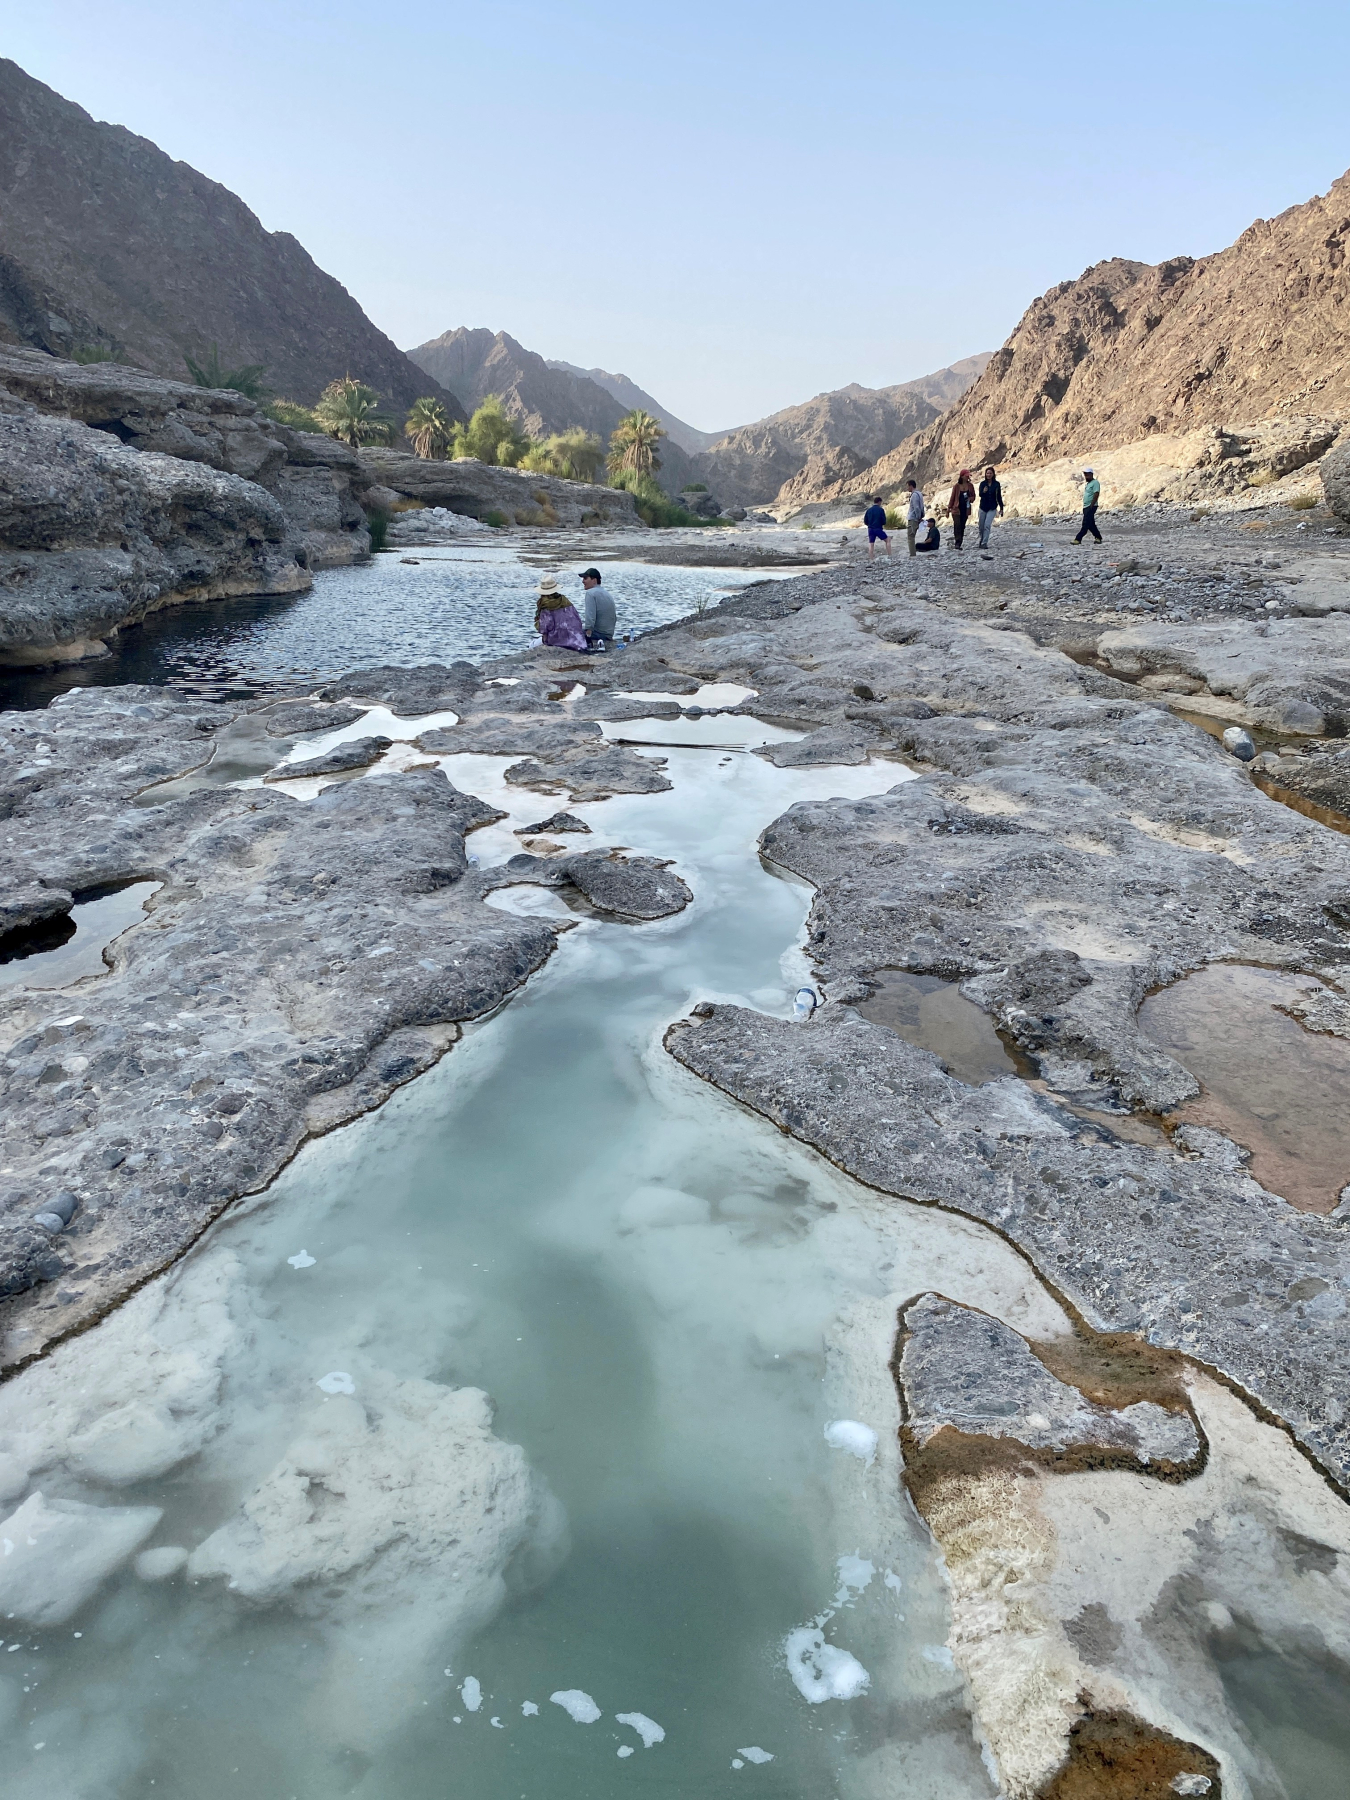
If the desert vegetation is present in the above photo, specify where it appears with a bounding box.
[184,344,268,399]
[314,376,394,448]
[405,396,452,460]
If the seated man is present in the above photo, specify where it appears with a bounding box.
[579,567,617,651]
[914,516,941,553]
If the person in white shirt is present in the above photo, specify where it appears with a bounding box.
[905,479,925,557]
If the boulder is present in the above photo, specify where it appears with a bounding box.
[0,883,74,934]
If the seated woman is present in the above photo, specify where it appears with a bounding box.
[534,575,589,650]
[915,516,941,553]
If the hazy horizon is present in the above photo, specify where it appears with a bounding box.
[8,0,1350,428]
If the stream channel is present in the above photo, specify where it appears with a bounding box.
[0,721,1084,1799]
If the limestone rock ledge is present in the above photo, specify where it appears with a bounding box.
[0,676,563,1363]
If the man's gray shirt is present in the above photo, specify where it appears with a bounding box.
[583,584,617,637]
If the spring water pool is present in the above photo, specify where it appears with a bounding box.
[0,743,1087,1800]
[0,546,788,711]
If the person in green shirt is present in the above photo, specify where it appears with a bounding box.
[1074,470,1103,543]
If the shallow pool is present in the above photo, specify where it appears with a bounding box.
[0,746,1075,1799]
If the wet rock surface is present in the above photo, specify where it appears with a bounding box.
[261,733,393,781]
[0,684,559,1362]
[897,1293,1202,1475]
[484,848,692,920]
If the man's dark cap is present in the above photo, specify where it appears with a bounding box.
[580,567,602,581]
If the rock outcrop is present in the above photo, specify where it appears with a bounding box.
[1325,439,1350,523]
[819,171,1350,505]
[0,58,456,415]
[0,348,383,663]
[355,446,640,529]
[0,404,308,666]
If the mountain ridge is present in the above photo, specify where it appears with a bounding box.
[0,59,454,419]
[820,172,1350,502]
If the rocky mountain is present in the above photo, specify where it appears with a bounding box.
[688,357,991,509]
[408,326,697,492]
[544,359,724,454]
[831,171,1350,503]
[0,59,454,419]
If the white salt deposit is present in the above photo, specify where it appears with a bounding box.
[921,1644,955,1670]
[738,1746,775,1763]
[0,1492,161,1625]
[460,1676,481,1712]
[783,1627,871,1702]
[316,1371,355,1394]
[521,1701,539,1716]
[134,1546,187,1582]
[287,1250,316,1269]
[732,1758,744,1769]
[823,1419,878,1465]
[550,1689,602,1723]
[884,1569,903,1593]
[615,1710,665,1747]
[617,1745,634,1757]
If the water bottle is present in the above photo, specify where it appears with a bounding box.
[794,987,818,1022]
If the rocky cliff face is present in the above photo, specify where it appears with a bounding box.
[0,59,455,417]
[408,327,696,493]
[834,171,1350,501]
[0,349,375,665]
[690,357,991,508]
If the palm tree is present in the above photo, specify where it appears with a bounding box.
[184,344,268,399]
[607,409,666,481]
[405,396,451,460]
[314,376,393,449]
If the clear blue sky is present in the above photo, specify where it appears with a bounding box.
[8,1,1350,428]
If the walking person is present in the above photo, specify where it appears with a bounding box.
[578,566,617,651]
[948,470,977,549]
[905,478,924,556]
[977,466,1003,549]
[863,495,892,561]
[1074,469,1103,544]
[535,575,589,650]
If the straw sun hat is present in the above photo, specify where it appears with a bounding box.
[536,575,562,595]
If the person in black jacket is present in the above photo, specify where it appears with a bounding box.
[914,516,940,552]
[977,467,1003,549]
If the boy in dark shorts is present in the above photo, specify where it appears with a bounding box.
[863,495,891,560]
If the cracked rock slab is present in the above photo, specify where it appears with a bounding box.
[262,735,393,781]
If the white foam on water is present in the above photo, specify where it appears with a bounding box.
[550,1689,601,1723]
[738,1745,775,1763]
[614,1710,665,1747]
[884,1569,903,1593]
[521,1701,539,1716]
[286,1250,316,1270]
[315,1371,355,1395]
[823,1419,878,1465]
[833,1555,875,1605]
[460,1676,482,1712]
[617,1745,633,1757]
[783,1627,871,1703]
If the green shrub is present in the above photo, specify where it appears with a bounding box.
[682,482,708,493]
[365,507,391,551]
[185,344,269,399]
[799,520,815,531]
[451,396,531,467]
[520,428,604,483]
[265,398,320,431]
[1289,492,1320,510]
[69,344,117,365]
[610,469,708,527]
[884,508,903,529]
[482,508,508,529]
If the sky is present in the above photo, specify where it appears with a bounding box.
[7,1,1350,429]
